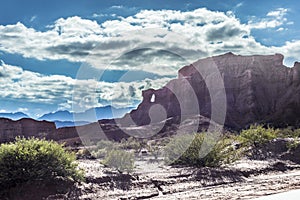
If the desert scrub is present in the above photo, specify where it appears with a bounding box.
[278,128,300,138]
[92,138,148,159]
[0,137,84,189]
[148,145,161,161]
[102,149,135,173]
[213,135,245,164]
[164,133,238,167]
[91,139,116,158]
[238,125,279,147]
[96,139,116,150]
[76,148,92,159]
[120,137,144,152]
[286,137,300,150]
[277,128,300,150]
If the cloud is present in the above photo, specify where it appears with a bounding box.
[275,40,300,61]
[0,61,171,112]
[235,2,243,8]
[110,5,124,9]
[266,8,288,18]
[92,13,117,18]
[248,8,290,29]
[17,107,28,113]
[276,27,286,32]
[0,7,299,77]
[30,15,37,22]
[205,21,248,41]
[1,7,300,115]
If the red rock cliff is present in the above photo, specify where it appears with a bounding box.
[127,53,300,129]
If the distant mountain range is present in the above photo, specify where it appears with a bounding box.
[0,112,29,120]
[38,106,134,122]
[0,106,134,128]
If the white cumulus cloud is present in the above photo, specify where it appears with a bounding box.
[248,8,290,29]
[0,8,299,76]
[0,61,171,112]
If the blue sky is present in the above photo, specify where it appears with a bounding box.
[0,0,299,117]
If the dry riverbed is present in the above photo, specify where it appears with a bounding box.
[73,157,300,200]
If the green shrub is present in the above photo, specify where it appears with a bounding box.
[163,134,195,165]
[120,137,143,152]
[0,137,84,189]
[91,139,116,158]
[238,125,278,146]
[278,128,300,138]
[92,148,107,159]
[96,139,116,151]
[92,138,147,159]
[286,139,300,150]
[148,145,161,161]
[102,149,135,173]
[276,128,300,150]
[164,133,236,167]
[208,135,244,165]
[292,129,300,138]
[76,148,91,159]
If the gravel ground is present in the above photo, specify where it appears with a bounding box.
[75,157,300,200]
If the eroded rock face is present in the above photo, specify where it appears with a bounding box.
[0,118,56,142]
[127,53,300,129]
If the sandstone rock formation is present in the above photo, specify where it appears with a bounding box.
[126,53,300,129]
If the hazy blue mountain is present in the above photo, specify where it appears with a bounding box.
[38,110,73,122]
[38,106,134,123]
[0,112,29,120]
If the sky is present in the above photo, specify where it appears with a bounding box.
[0,0,299,118]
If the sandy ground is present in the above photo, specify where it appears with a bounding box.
[253,189,300,200]
[75,157,300,200]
